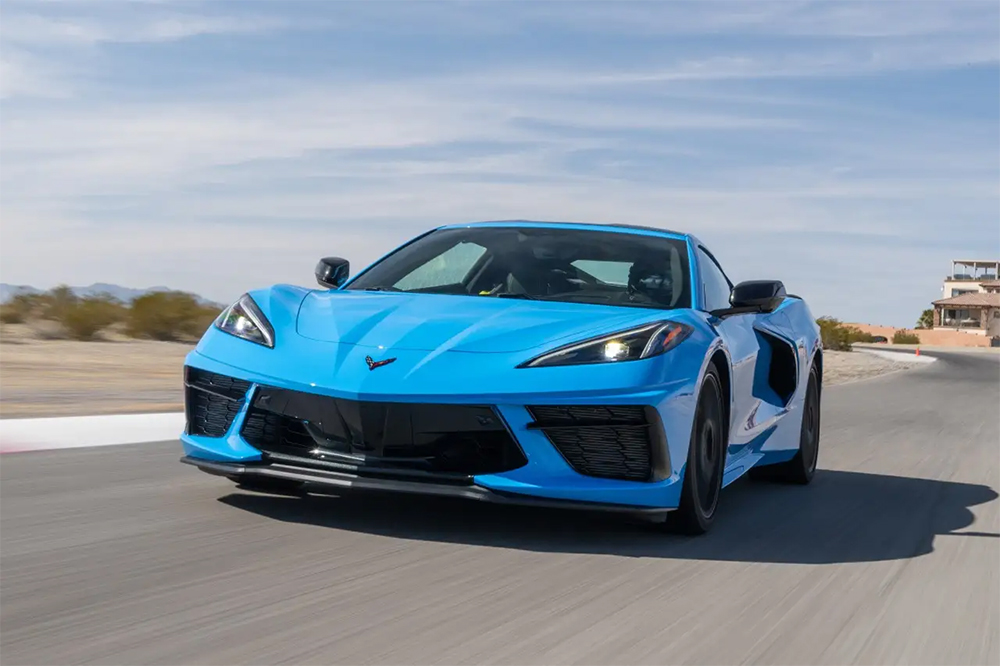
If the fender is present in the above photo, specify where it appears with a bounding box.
[694,333,734,438]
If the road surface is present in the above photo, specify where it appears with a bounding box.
[2,352,998,664]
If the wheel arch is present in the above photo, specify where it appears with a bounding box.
[812,347,823,392]
[707,348,732,444]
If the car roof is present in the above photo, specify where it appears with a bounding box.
[438,220,691,242]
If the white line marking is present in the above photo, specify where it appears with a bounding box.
[0,413,185,453]
[853,348,937,364]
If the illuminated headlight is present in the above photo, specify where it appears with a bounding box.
[519,321,691,368]
[215,294,274,348]
[603,340,628,361]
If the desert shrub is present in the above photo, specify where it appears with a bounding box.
[892,330,921,344]
[1,296,32,324]
[127,291,220,341]
[1,293,52,324]
[58,296,127,340]
[816,316,853,351]
[844,326,876,343]
[0,305,24,324]
[42,285,78,321]
[816,317,881,349]
[1,289,124,340]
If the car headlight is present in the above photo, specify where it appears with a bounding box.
[215,294,274,348]
[519,321,691,368]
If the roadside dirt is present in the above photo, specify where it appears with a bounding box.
[0,339,920,419]
[820,350,920,385]
[0,338,192,418]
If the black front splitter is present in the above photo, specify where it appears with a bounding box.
[180,456,671,518]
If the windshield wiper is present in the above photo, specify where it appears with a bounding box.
[364,286,403,292]
[492,292,538,300]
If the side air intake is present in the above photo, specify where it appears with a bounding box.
[754,330,798,406]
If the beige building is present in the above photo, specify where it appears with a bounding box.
[933,260,1000,337]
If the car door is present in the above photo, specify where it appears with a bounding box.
[695,246,762,465]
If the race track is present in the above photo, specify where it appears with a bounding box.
[2,352,998,665]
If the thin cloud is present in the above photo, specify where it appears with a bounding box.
[514,0,997,39]
[0,48,75,99]
[1,10,302,47]
[0,0,997,326]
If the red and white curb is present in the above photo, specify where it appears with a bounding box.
[0,412,185,454]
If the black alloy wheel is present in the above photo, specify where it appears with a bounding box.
[666,365,727,535]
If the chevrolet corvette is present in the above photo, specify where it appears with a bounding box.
[180,221,822,533]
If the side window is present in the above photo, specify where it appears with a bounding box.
[393,241,486,291]
[697,247,733,311]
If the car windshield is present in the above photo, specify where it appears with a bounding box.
[345,226,691,310]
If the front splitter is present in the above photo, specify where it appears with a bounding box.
[180,455,671,518]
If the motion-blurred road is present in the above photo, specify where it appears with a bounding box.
[2,352,998,665]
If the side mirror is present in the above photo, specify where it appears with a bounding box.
[315,257,350,288]
[730,280,786,313]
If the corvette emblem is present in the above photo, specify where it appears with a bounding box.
[365,355,396,371]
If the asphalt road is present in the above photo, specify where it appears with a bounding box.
[2,352,998,665]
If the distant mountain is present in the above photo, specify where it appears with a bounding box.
[0,284,41,303]
[0,283,220,306]
[70,283,173,303]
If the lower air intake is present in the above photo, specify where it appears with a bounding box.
[185,367,252,437]
[527,405,657,482]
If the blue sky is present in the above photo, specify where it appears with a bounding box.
[1,0,997,326]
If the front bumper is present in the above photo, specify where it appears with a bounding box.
[180,349,697,510]
[180,455,671,518]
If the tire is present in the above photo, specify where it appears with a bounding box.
[233,475,307,496]
[750,364,820,484]
[666,365,727,535]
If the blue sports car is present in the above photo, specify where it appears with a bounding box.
[181,221,822,534]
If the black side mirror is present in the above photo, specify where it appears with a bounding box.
[730,280,786,313]
[315,257,350,288]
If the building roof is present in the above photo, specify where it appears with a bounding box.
[980,279,1000,288]
[933,292,1000,307]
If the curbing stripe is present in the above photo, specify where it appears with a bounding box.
[853,348,938,364]
[0,412,185,453]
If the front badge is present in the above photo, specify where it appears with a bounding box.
[365,355,396,371]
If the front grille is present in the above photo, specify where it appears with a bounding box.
[527,405,655,482]
[185,368,252,437]
[241,386,527,478]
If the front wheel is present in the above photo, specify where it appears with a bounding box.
[666,365,726,535]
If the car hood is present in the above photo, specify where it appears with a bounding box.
[296,291,668,354]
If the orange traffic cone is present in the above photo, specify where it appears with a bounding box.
[915,347,920,356]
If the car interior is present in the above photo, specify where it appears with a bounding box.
[377,229,691,310]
